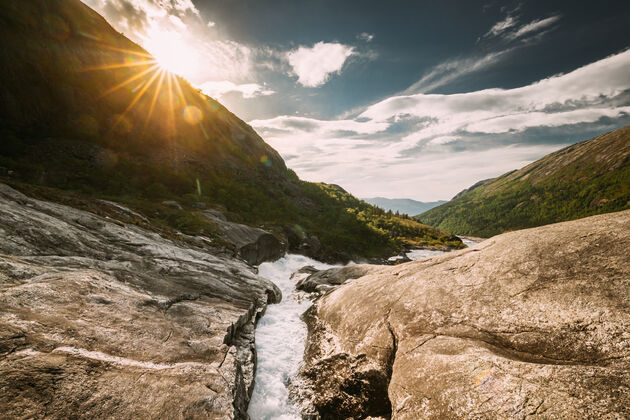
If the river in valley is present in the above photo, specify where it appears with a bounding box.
[248,238,478,419]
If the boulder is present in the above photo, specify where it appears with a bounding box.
[297,210,630,419]
[0,184,281,419]
[296,265,372,293]
[290,265,320,279]
[203,211,286,265]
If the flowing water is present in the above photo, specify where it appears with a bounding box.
[248,238,478,419]
[248,254,336,420]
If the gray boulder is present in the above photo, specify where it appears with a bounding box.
[297,210,630,419]
[295,265,371,293]
[203,210,286,265]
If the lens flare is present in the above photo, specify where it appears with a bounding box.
[183,106,203,125]
[260,155,272,167]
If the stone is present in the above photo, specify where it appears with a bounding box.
[297,210,630,419]
[290,265,320,279]
[203,210,286,266]
[0,183,281,419]
[295,265,372,293]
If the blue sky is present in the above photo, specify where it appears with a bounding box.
[83,0,630,200]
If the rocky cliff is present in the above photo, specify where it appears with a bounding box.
[297,210,630,419]
[0,183,281,418]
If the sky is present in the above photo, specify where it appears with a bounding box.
[83,0,630,201]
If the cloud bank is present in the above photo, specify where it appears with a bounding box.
[199,81,275,99]
[251,49,630,201]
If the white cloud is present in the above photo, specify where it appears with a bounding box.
[199,81,274,99]
[407,12,561,94]
[358,32,374,42]
[250,115,389,135]
[361,49,630,129]
[286,42,355,87]
[484,15,517,38]
[251,50,630,200]
[482,9,562,43]
[207,20,216,27]
[403,50,509,94]
[506,15,561,41]
[465,107,630,134]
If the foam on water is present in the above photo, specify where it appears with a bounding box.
[248,254,336,420]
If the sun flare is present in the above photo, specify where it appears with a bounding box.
[144,30,198,77]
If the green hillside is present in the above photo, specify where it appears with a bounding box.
[0,0,462,262]
[418,125,630,237]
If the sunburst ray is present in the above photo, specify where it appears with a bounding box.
[80,60,157,72]
[111,67,162,130]
[98,64,160,98]
[143,69,167,132]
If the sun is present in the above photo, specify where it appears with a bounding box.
[143,30,198,77]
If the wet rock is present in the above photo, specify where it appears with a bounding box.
[0,183,280,419]
[298,210,630,419]
[203,210,286,266]
[386,254,411,265]
[290,265,319,279]
[296,265,371,293]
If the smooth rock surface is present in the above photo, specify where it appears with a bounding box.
[0,184,281,419]
[298,210,630,419]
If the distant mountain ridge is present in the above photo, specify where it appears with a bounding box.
[362,197,447,216]
[418,125,630,237]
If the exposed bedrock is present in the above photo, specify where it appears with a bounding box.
[0,183,281,419]
[298,210,630,419]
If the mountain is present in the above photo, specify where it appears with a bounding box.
[362,197,447,216]
[418,125,630,237]
[0,0,462,262]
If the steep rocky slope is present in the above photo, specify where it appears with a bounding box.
[297,210,630,419]
[0,183,281,418]
[419,125,630,237]
[0,0,462,262]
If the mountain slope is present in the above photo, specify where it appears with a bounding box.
[0,0,462,261]
[362,197,446,216]
[419,125,630,237]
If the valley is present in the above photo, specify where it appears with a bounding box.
[1,0,629,419]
